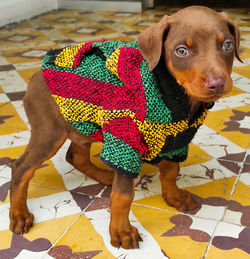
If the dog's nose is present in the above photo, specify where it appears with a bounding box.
[205,77,225,94]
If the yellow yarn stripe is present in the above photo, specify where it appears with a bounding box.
[52,95,132,126]
[55,43,85,68]
[106,48,120,78]
[53,94,207,161]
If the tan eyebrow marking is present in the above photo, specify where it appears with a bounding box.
[186,38,193,47]
[218,33,224,43]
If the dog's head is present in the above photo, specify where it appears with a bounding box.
[138,6,242,102]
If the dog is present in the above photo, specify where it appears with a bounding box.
[9,6,241,249]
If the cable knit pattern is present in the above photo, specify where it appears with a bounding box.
[42,40,214,178]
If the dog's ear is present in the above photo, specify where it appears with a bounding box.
[220,12,243,63]
[138,15,170,70]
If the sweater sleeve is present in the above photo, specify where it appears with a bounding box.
[100,116,148,178]
[100,132,142,178]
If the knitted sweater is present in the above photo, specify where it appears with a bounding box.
[42,40,214,178]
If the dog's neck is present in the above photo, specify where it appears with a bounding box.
[154,57,203,121]
[188,97,201,116]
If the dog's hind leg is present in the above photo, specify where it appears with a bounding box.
[9,130,67,234]
[66,142,114,185]
[9,70,68,234]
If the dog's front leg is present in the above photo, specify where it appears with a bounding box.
[109,172,141,249]
[159,160,198,211]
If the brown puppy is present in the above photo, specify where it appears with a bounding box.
[9,6,241,249]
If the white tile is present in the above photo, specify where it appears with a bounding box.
[0,93,10,103]
[190,216,218,237]
[0,131,30,149]
[0,191,81,231]
[239,173,250,186]
[14,250,50,259]
[0,70,27,93]
[193,125,244,158]
[231,72,250,92]
[214,221,245,238]
[179,159,235,180]
[194,205,225,221]
[85,208,168,259]
[0,165,11,179]
[14,61,42,71]
[134,172,161,201]
[210,93,250,111]
[12,100,30,128]
[223,209,243,226]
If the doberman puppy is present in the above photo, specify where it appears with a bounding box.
[9,6,241,249]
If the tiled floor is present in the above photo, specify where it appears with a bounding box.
[0,5,249,259]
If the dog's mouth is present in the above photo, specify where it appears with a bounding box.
[183,86,226,103]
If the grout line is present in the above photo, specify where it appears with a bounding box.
[43,212,82,256]
[43,194,97,258]
[202,220,220,259]
[132,202,220,223]
[203,151,249,258]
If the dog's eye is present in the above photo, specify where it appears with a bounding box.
[175,47,189,57]
[223,41,233,51]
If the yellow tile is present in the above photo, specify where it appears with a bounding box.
[181,143,212,167]
[0,21,32,33]
[0,31,51,47]
[0,214,81,250]
[206,246,250,259]
[90,142,109,170]
[230,180,250,206]
[186,176,236,198]
[225,85,245,97]
[59,25,117,39]
[40,13,92,26]
[233,65,250,79]
[134,177,236,210]
[0,229,12,250]
[1,184,65,205]
[121,19,159,31]
[17,67,41,83]
[0,102,28,134]
[205,106,250,150]
[55,214,115,258]
[2,45,61,64]
[0,145,66,197]
[132,205,209,259]
[107,35,136,42]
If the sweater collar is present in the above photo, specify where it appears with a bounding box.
[153,56,214,123]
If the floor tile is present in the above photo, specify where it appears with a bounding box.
[206,222,250,258]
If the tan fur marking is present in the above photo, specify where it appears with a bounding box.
[218,33,224,43]
[186,38,193,47]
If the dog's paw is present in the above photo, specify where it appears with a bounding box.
[110,223,142,249]
[163,189,198,211]
[9,210,34,234]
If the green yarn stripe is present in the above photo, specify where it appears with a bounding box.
[100,132,142,176]
[70,120,101,136]
[140,59,172,124]
[42,53,124,87]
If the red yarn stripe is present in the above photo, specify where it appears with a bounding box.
[89,130,104,142]
[43,69,147,112]
[73,40,105,69]
[102,116,148,155]
[117,47,147,121]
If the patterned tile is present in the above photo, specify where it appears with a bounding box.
[0,5,249,259]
